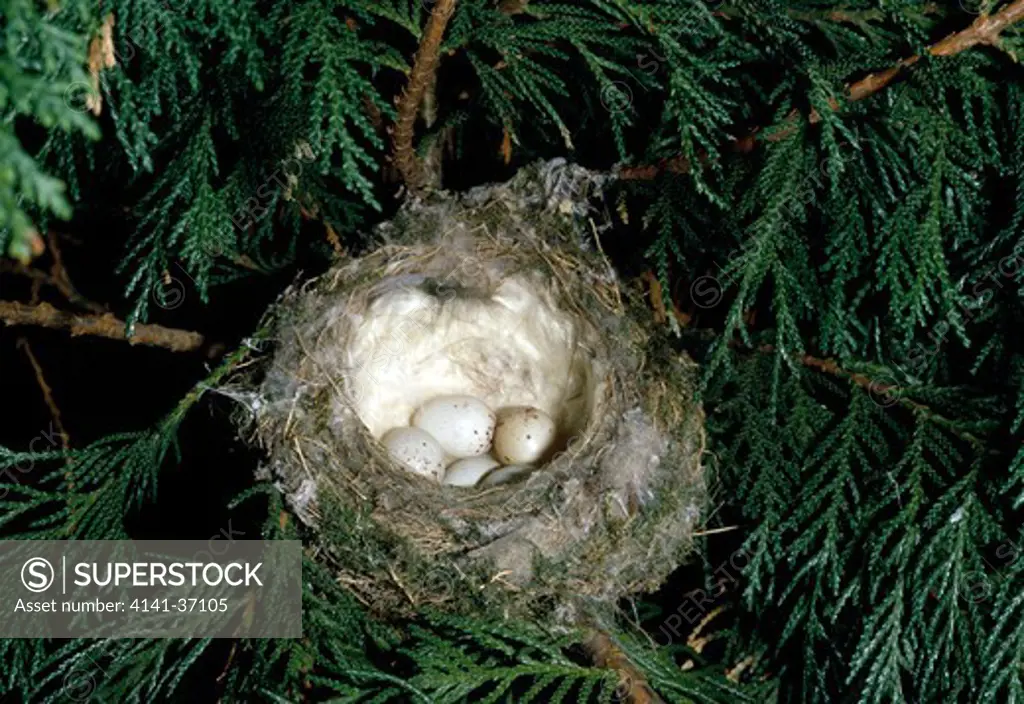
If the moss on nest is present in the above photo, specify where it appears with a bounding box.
[248,160,706,623]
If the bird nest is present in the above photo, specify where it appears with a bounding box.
[248,160,706,623]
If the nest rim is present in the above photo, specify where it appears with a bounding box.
[247,161,707,621]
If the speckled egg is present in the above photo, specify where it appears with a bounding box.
[442,455,501,487]
[381,427,445,481]
[412,395,496,458]
[492,406,556,465]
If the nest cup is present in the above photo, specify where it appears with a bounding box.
[253,161,706,621]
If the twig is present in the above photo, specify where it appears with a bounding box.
[46,232,107,313]
[619,1,1024,180]
[659,312,985,444]
[643,271,667,325]
[0,301,204,352]
[0,243,106,314]
[215,642,238,684]
[691,525,739,537]
[726,654,757,683]
[18,336,78,504]
[685,604,726,656]
[783,8,887,24]
[760,343,987,446]
[18,337,78,505]
[325,223,345,256]
[28,266,42,305]
[716,3,943,26]
[388,565,417,606]
[16,338,70,450]
[420,70,445,187]
[391,0,457,190]
[812,0,1024,117]
[643,270,690,327]
[584,630,664,704]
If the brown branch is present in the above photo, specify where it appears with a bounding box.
[0,260,47,283]
[0,243,107,314]
[18,337,79,504]
[643,270,692,327]
[391,0,457,191]
[725,3,944,26]
[16,338,70,450]
[46,231,107,313]
[0,301,204,352]
[792,8,887,24]
[363,93,401,184]
[619,1,1024,180]
[643,270,667,325]
[754,343,909,402]
[763,344,986,446]
[685,604,726,656]
[814,0,1024,117]
[648,287,985,445]
[584,630,663,704]
[668,312,945,412]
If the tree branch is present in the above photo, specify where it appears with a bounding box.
[644,276,987,447]
[0,239,107,314]
[619,0,1024,180]
[45,231,107,313]
[391,0,457,191]
[676,321,986,445]
[762,344,987,447]
[16,338,70,449]
[0,301,205,352]
[814,0,1024,116]
[733,3,944,27]
[584,630,663,704]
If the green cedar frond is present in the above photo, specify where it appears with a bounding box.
[95,0,401,322]
[610,630,774,703]
[453,0,648,155]
[0,340,257,539]
[978,555,1024,702]
[399,619,607,703]
[0,0,98,258]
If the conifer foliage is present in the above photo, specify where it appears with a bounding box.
[2,0,1024,701]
